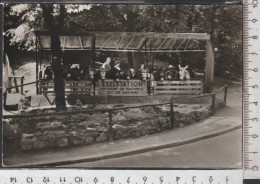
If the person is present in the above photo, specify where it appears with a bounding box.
[114,60,121,71]
[140,64,149,80]
[39,64,46,79]
[113,60,121,80]
[44,65,53,80]
[119,70,127,79]
[39,64,52,80]
[67,64,80,80]
[101,57,112,72]
[165,65,174,80]
[128,68,136,79]
[80,69,90,80]
[153,67,161,81]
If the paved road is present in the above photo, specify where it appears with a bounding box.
[65,128,242,168]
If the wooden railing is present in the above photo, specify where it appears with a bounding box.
[8,75,25,94]
[39,80,92,95]
[39,79,203,96]
[153,80,203,95]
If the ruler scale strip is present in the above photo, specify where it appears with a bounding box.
[243,0,260,179]
[0,170,243,184]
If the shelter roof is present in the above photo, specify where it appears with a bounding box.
[35,31,210,52]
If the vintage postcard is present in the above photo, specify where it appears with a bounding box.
[2,3,242,170]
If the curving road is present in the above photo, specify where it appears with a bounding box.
[64,128,242,168]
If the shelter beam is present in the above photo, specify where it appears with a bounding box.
[171,39,177,51]
[176,39,186,50]
[124,37,135,50]
[184,39,190,50]
[116,37,124,50]
[79,36,83,49]
[195,40,201,50]
[138,38,148,50]
[62,36,66,51]
[157,37,168,51]
[100,36,111,49]
[38,48,205,52]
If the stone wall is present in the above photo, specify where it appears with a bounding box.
[2,102,218,151]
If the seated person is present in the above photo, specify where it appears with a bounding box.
[113,60,121,80]
[114,60,121,71]
[39,64,53,80]
[153,67,161,81]
[119,70,128,80]
[39,64,46,79]
[80,69,90,80]
[127,68,136,79]
[165,65,174,80]
[166,65,179,80]
[101,57,112,72]
[45,65,53,80]
[106,60,121,80]
[67,64,81,80]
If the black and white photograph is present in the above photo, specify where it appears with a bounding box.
[2,4,242,168]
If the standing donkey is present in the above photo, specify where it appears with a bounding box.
[178,64,190,81]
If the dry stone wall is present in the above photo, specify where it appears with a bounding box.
[4,103,215,151]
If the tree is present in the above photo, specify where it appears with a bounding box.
[5,4,91,110]
[40,4,66,111]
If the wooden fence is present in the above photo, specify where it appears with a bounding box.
[153,80,203,95]
[39,80,92,95]
[39,79,203,96]
[8,75,25,94]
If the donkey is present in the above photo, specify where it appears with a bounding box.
[178,64,190,81]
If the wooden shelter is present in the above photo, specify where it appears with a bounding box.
[35,31,214,94]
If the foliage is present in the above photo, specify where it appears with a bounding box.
[5,4,242,80]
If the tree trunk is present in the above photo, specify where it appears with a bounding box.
[51,34,66,111]
[41,4,66,111]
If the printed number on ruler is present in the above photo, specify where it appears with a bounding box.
[0,170,243,184]
[5,175,233,184]
[244,0,260,179]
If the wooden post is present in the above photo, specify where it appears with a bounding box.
[20,76,24,95]
[108,110,113,141]
[92,35,96,96]
[3,91,7,109]
[170,102,175,129]
[36,36,39,95]
[224,85,228,105]
[8,77,12,93]
[147,80,151,95]
[211,94,216,113]
[39,80,42,94]
[14,77,19,93]
[204,40,214,93]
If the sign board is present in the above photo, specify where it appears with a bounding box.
[98,80,147,96]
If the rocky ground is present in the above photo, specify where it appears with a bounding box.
[4,103,213,151]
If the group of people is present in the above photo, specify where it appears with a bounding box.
[39,64,53,80]
[99,57,193,81]
[39,64,91,81]
[98,57,146,81]
[153,64,191,81]
[39,57,200,82]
